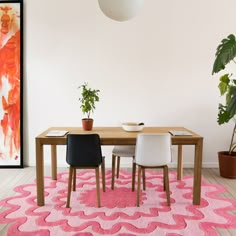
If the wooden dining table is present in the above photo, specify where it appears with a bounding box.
[35,126,203,206]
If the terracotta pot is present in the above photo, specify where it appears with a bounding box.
[218,151,236,179]
[82,118,93,131]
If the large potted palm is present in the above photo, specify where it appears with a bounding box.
[212,34,236,178]
[78,82,100,131]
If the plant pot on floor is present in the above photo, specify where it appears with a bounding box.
[218,151,236,178]
[82,118,93,131]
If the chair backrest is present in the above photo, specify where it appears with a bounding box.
[135,133,172,166]
[66,134,103,166]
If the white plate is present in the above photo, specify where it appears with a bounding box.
[122,122,144,132]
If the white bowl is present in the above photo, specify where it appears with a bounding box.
[122,122,144,132]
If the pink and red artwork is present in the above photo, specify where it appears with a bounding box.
[0,1,23,167]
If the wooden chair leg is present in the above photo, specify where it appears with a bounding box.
[142,168,146,190]
[72,168,76,191]
[101,159,106,192]
[111,154,116,190]
[163,178,166,191]
[116,156,120,178]
[132,160,136,192]
[95,167,101,207]
[136,166,142,207]
[163,166,166,191]
[66,166,73,208]
[164,165,171,206]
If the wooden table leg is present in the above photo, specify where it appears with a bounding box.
[193,138,203,205]
[36,138,44,206]
[111,154,116,190]
[51,145,57,180]
[177,145,183,180]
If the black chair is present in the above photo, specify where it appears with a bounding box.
[66,134,106,208]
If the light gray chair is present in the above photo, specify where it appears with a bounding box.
[111,145,136,190]
[133,133,172,207]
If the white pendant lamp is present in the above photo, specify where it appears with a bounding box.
[98,0,144,22]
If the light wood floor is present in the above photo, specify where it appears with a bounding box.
[0,167,236,235]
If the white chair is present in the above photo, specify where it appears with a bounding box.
[111,145,136,190]
[133,133,172,207]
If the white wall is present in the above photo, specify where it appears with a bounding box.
[24,0,236,168]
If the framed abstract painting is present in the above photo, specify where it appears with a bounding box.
[0,0,23,168]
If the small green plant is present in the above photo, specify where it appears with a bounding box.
[78,82,100,119]
[212,34,236,154]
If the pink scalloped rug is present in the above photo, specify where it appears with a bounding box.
[1,170,236,236]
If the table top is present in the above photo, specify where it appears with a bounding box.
[36,127,203,146]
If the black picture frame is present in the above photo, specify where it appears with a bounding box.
[0,0,23,168]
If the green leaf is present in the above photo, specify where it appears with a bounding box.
[218,74,230,95]
[218,104,231,124]
[212,34,236,74]
[219,74,230,83]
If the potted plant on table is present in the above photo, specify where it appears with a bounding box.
[78,82,100,131]
[212,34,236,178]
